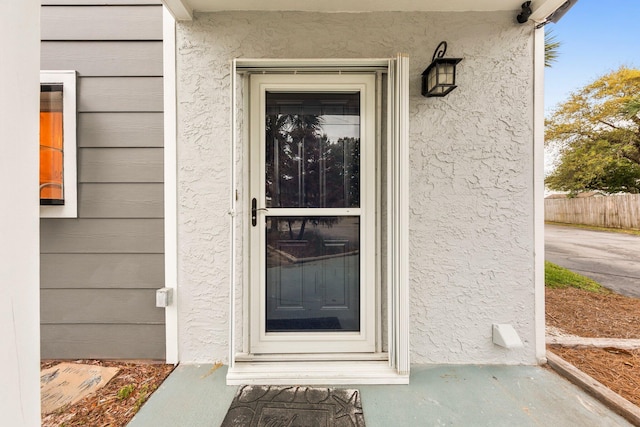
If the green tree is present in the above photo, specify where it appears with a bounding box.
[545,138,640,194]
[545,30,561,68]
[545,67,640,193]
[622,95,640,118]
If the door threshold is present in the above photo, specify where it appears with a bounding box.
[226,360,409,385]
[234,352,389,362]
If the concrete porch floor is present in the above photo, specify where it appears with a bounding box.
[128,364,632,426]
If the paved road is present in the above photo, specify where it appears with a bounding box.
[545,224,640,298]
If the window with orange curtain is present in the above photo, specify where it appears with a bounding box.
[40,84,65,205]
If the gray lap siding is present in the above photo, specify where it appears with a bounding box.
[40,2,165,360]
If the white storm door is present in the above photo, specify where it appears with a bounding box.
[249,73,376,354]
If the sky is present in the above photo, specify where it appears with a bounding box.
[544,0,640,115]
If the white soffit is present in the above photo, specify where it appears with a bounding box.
[162,0,565,21]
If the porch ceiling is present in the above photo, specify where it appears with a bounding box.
[162,0,570,23]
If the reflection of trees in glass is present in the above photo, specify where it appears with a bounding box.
[267,217,348,259]
[266,114,360,209]
[266,112,360,240]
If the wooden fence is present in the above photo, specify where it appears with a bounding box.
[545,194,640,230]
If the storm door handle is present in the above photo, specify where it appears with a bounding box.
[251,198,268,226]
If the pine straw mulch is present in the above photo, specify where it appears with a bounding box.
[38,288,640,425]
[546,287,640,408]
[40,360,175,427]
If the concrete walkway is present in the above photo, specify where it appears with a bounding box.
[128,364,632,426]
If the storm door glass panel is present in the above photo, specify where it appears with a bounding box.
[266,216,360,332]
[265,92,360,209]
[264,90,362,335]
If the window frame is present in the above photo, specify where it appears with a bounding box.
[40,70,77,218]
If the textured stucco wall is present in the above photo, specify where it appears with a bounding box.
[175,11,537,364]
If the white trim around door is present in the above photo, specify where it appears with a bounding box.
[227,56,410,385]
[162,6,179,365]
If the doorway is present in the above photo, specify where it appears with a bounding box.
[249,74,376,355]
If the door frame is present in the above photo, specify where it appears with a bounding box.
[248,73,377,354]
[228,57,410,384]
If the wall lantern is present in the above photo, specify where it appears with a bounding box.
[421,41,463,97]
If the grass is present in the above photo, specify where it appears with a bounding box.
[134,384,149,412]
[545,261,608,293]
[117,384,135,400]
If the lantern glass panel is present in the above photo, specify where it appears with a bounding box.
[441,63,455,85]
[427,66,437,93]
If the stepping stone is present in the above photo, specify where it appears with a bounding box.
[40,363,119,414]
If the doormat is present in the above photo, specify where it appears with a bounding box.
[40,363,119,414]
[221,385,365,427]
